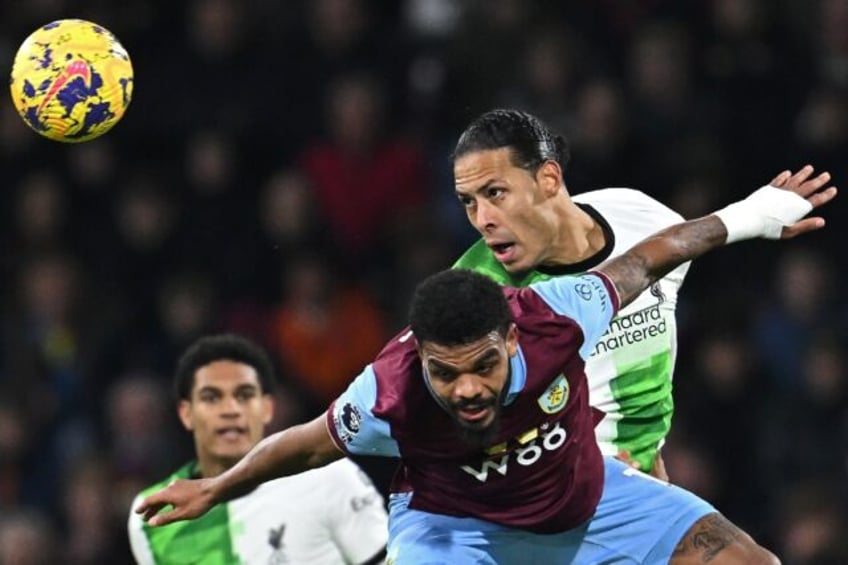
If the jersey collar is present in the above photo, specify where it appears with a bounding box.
[534,203,616,276]
[503,344,527,405]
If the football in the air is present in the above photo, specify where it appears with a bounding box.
[9,19,134,142]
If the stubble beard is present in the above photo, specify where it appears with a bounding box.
[456,408,503,451]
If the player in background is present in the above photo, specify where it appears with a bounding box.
[127,334,387,564]
[135,166,834,563]
[453,108,690,477]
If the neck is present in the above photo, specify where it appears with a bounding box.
[541,199,606,267]
[196,456,235,479]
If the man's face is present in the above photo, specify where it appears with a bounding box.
[454,148,560,274]
[418,326,518,448]
[179,361,272,472]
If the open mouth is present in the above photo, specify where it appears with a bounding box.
[489,242,516,261]
[455,402,493,425]
[459,406,489,422]
[216,427,246,440]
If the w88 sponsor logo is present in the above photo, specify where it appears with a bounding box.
[460,422,568,482]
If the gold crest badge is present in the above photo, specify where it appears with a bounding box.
[538,375,569,414]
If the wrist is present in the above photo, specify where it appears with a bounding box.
[713,201,763,244]
[713,185,813,243]
[201,477,221,505]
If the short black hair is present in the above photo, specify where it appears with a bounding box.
[452,109,570,172]
[174,334,276,401]
[409,269,512,346]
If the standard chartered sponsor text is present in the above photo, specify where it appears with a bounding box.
[592,304,668,355]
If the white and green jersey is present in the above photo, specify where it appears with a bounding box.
[453,188,689,471]
[128,458,388,565]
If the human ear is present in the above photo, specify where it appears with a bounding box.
[535,160,563,198]
[177,400,194,431]
[262,394,274,426]
[505,323,520,357]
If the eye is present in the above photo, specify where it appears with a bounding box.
[428,367,454,382]
[476,363,495,375]
[457,194,475,208]
[485,187,505,200]
[198,391,219,403]
[235,389,257,401]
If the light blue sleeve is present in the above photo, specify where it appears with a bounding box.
[329,365,400,457]
[528,272,618,359]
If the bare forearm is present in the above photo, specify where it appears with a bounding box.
[598,169,837,307]
[212,413,343,503]
[597,215,727,307]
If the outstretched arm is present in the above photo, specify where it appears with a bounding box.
[597,166,837,308]
[135,412,343,526]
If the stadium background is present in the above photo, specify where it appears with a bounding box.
[0,0,846,562]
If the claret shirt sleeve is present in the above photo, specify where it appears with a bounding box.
[326,364,400,457]
[528,272,620,359]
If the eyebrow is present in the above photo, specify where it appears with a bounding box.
[196,383,259,395]
[428,348,501,372]
[455,179,497,196]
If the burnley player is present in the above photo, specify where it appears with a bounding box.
[136,167,835,563]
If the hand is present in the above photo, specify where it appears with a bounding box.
[714,164,837,243]
[616,449,670,482]
[650,449,669,482]
[135,478,217,527]
[615,449,642,471]
[768,165,838,239]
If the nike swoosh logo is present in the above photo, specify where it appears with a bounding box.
[38,59,91,112]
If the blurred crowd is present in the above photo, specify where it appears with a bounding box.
[0,0,846,563]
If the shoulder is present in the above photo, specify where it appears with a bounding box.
[574,188,684,224]
[128,462,195,538]
[370,328,432,416]
[452,240,508,279]
[314,459,374,487]
[133,462,195,501]
[262,460,378,503]
[512,273,615,321]
[453,238,488,265]
[371,328,419,388]
[505,285,573,328]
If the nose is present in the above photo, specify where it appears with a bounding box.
[453,373,483,402]
[219,395,241,416]
[472,199,498,234]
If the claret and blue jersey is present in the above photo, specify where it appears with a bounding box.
[327,271,620,534]
[454,188,689,471]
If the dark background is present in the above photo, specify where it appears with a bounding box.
[0,1,846,563]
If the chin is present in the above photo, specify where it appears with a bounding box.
[215,446,251,462]
[456,413,501,451]
[502,259,533,276]
[458,412,494,431]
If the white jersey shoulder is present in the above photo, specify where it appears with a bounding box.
[129,459,387,565]
[229,459,387,564]
[573,187,684,245]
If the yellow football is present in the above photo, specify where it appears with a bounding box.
[9,19,134,142]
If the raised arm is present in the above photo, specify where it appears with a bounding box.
[597,166,837,308]
[136,412,343,527]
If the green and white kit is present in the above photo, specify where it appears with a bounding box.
[128,458,387,565]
